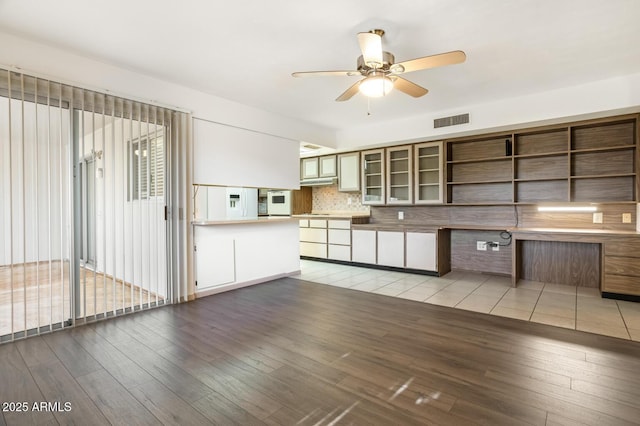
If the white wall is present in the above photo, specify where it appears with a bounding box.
[192,118,299,189]
[0,30,335,148]
[336,72,640,150]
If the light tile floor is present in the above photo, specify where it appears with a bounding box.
[293,259,640,342]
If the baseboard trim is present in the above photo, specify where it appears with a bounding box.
[195,270,302,298]
[299,256,439,277]
[602,292,640,303]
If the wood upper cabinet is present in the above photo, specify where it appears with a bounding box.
[338,152,360,192]
[362,149,385,205]
[386,145,413,204]
[300,157,319,179]
[414,141,443,204]
[319,155,337,177]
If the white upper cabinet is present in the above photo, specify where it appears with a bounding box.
[361,149,385,205]
[386,145,413,204]
[414,141,443,204]
[338,152,360,192]
[319,155,337,177]
[301,157,319,179]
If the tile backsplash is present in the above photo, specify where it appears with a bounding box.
[312,185,369,213]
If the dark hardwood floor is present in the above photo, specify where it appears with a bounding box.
[1,277,640,425]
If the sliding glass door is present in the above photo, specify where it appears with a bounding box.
[73,103,169,322]
[0,69,181,342]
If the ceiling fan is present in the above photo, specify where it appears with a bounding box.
[292,29,466,102]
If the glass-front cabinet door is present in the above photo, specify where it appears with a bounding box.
[386,145,413,204]
[414,141,443,204]
[361,149,385,205]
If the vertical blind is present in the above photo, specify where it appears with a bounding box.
[0,68,191,342]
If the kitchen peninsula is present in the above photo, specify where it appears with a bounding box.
[193,216,300,297]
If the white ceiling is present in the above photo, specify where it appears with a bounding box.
[0,0,639,132]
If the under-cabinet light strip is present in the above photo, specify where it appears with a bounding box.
[537,206,597,212]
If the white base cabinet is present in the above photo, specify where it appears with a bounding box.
[352,229,377,264]
[405,232,437,271]
[377,231,405,267]
[300,218,353,261]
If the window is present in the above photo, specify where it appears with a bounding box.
[128,130,165,200]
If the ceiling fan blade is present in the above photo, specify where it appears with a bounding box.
[357,32,383,68]
[292,70,360,77]
[392,77,429,98]
[335,80,362,102]
[393,50,466,74]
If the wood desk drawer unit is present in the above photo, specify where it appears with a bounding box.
[603,238,640,296]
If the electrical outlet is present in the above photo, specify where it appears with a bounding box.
[622,213,632,223]
[347,197,352,205]
[593,212,603,224]
[491,242,500,252]
[476,241,487,251]
[398,211,404,220]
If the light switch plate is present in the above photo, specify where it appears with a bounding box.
[593,212,603,224]
[622,213,632,223]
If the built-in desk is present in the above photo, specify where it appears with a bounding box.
[511,228,640,299]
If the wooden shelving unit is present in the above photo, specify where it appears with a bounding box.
[446,135,514,204]
[445,115,638,205]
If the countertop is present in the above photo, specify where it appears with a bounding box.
[192,216,299,226]
[293,213,371,219]
[510,227,640,236]
[351,222,640,237]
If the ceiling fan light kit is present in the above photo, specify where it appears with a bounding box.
[359,73,394,97]
[292,29,466,102]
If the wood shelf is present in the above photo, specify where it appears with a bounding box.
[514,177,567,182]
[570,145,635,154]
[570,173,636,180]
[514,151,568,159]
[447,156,512,165]
[447,179,513,185]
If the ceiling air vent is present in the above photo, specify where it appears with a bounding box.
[434,113,469,129]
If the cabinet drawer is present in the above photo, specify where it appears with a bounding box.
[309,219,327,228]
[328,229,351,245]
[300,242,327,258]
[605,256,640,277]
[328,219,351,229]
[605,239,640,258]
[328,244,351,261]
[300,227,327,243]
[299,219,309,228]
[603,274,640,295]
